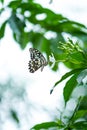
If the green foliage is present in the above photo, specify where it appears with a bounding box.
[0,0,87,130]
[0,20,7,39]
[31,40,87,129]
[63,73,79,105]
[1,0,87,70]
[0,0,4,4]
[11,110,19,124]
[50,68,84,94]
[30,121,59,130]
[79,96,87,110]
[51,39,87,105]
[59,39,87,68]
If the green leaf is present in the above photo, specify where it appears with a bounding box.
[30,122,58,130]
[18,2,87,38]
[11,110,19,123]
[72,110,87,121]
[0,0,4,4]
[63,73,78,104]
[0,7,4,14]
[0,21,7,39]
[8,13,25,35]
[50,68,84,94]
[69,52,85,65]
[72,121,87,130]
[8,0,22,10]
[8,12,29,48]
[79,96,87,110]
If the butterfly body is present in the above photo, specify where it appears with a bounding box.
[28,48,48,73]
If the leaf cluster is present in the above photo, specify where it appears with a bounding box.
[32,40,87,129]
[1,0,87,71]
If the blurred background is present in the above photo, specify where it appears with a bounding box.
[0,0,87,130]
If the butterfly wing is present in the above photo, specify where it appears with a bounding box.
[28,48,48,73]
[29,48,44,59]
[29,48,36,60]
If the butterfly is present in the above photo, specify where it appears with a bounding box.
[28,48,48,73]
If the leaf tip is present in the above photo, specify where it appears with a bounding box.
[50,87,54,94]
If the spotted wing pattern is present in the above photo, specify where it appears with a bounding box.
[28,48,48,73]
